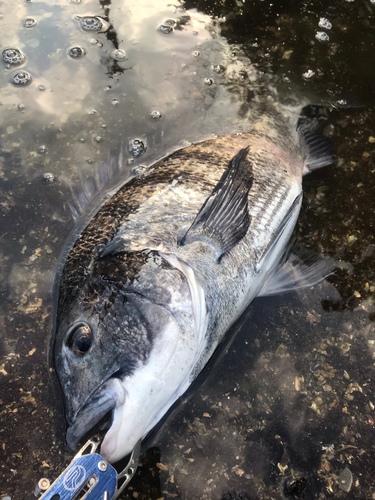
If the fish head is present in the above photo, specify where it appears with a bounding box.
[54,251,196,463]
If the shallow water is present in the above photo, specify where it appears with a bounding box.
[1,0,375,499]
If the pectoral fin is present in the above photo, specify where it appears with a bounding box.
[180,146,253,259]
[258,245,334,297]
[256,193,303,273]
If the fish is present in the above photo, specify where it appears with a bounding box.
[53,99,333,464]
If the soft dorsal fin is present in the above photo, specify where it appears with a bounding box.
[179,146,253,259]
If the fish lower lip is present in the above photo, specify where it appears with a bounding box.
[66,377,125,450]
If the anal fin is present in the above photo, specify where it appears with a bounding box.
[180,146,253,259]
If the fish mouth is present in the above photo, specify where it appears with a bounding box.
[66,376,125,451]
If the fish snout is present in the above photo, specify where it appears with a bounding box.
[66,377,125,450]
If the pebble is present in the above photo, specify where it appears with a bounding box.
[323,384,332,392]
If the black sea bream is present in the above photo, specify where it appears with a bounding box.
[54,100,333,463]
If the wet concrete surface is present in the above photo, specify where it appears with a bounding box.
[1,0,375,499]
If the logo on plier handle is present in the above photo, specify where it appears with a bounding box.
[63,464,86,491]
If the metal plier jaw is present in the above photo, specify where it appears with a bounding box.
[35,438,141,500]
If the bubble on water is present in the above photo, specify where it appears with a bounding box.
[68,46,85,58]
[129,139,146,158]
[38,84,45,91]
[315,31,329,42]
[318,17,332,30]
[79,138,85,143]
[12,71,32,85]
[17,103,25,111]
[193,51,200,57]
[204,77,214,86]
[111,99,119,107]
[101,123,107,129]
[110,49,127,61]
[89,38,98,45]
[42,172,55,183]
[37,145,47,154]
[80,16,103,31]
[89,109,97,115]
[302,69,315,80]
[23,18,37,28]
[2,48,24,65]
[158,24,173,34]
[239,70,248,80]
[131,164,148,175]
[70,0,81,3]
[150,110,161,119]
[213,64,225,74]
[164,19,176,26]
[27,38,39,48]
[95,136,102,143]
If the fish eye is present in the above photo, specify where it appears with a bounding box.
[67,323,92,356]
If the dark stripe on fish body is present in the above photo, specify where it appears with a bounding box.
[58,133,299,315]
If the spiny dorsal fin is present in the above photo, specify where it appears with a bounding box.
[179,146,253,259]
